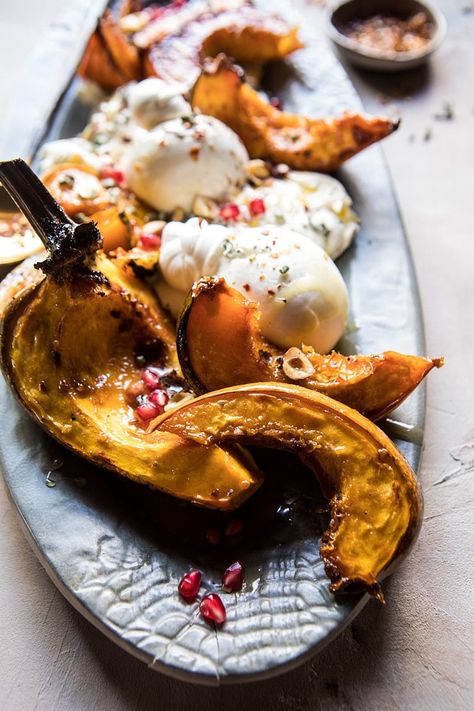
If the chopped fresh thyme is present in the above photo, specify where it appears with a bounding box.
[434,102,455,121]
[222,238,244,258]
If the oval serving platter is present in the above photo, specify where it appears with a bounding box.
[0,0,427,685]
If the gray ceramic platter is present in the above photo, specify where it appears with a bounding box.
[0,0,427,685]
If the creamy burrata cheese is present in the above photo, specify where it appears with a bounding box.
[156,218,349,353]
[122,114,249,213]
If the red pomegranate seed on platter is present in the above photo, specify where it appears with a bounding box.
[249,198,266,217]
[200,593,226,625]
[270,96,282,110]
[222,562,245,592]
[219,203,240,220]
[178,570,202,602]
[139,233,161,250]
[135,400,161,421]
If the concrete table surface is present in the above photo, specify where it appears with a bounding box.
[0,1,472,708]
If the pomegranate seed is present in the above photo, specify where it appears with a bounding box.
[200,593,226,625]
[225,519,243,536]
[219,203,240,221]
[139,233,161,250]
[249,198,266,217]
[149,389,169,412]
[206,528,221,545]
[270,96,282,110]
[135,400,161,421]
[148,5,167,20]
[178,569,202,602]
[99,166,126,186]
[125,380,146,406]
[222,562,245,592]
[148,0,185,21]
[140,368,160,390]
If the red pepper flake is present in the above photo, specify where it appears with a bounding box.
[267,289,275,296]
[270,96,282,110]
[139,233,161,250]
[99,166,126,186]
[189,146,200,161]
[219,203,240,221]
[249,198,266,217]
[242,283,250,292]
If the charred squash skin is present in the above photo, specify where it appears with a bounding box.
[177,278,443,420]
[156,382,423,600]
[192,58,399,172]
[0,160,263,510]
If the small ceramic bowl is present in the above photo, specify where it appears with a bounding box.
[327,0,447,72]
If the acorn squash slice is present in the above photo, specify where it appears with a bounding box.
[144,4,302,88]
[176,277,443,420]
[0,160,262,509]
[192,57,399,172]
[156,382,423,600]
[79,2,302,91]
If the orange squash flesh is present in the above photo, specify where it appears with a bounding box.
[0,161,262,519]
[192,58,399,172]
[177,278,442,420]
[157,382,422,599]
[89,206,131,253]
[1,266,263,510]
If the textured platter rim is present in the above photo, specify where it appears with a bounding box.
[0,468,371,686]
[0,0,427,685]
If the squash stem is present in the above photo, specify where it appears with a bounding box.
[0,159,101,277]
[0,158,76,251]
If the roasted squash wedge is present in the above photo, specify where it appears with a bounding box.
[192,58,399,172]
[157,382,423,600]
[144,3,302,88]
[78,10,142,90]
[79,1,302,91]
[0,160,262,509]
[177,278,442,420]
